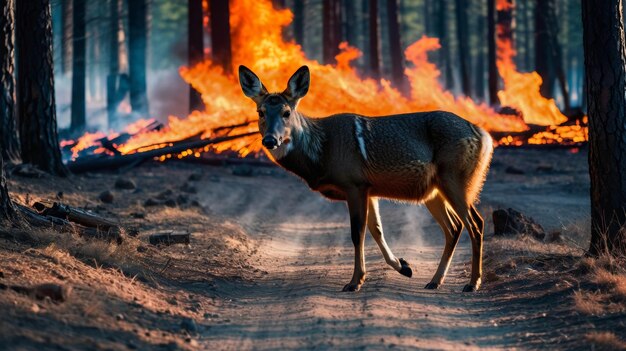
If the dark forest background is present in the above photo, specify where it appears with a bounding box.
[48,0,586,132]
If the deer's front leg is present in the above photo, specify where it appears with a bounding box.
[343,187,369,292]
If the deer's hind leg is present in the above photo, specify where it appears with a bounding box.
[424,193,463,289]
[438,184,485,292]
[367,198,412,278]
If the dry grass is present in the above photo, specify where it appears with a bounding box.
[585,331,626,350]
[572,290,606,315]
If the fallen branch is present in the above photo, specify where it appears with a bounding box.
[66,132,257,173]
[32,202,121,231]
[16,204,123,244]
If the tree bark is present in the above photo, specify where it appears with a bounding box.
[293,0,304,45]
[107,0,120,129]
[60,0,72,75]
[545,0,570,110]
[0,153,15,219]
[209,0,232,74]
[71,0,86,132]
[0,0,19,162]
[583,0,626,256]
[386,0,405,94]
[368,0,380,79]
[127,0,149,116]
[474,0,486,101]
[535,0,554,99]
[323,0,342,65]
[16,0,68,176]
[437,0,453,89]
[487,0,498,105]
[455,0,471,96]
[188,0,204,112]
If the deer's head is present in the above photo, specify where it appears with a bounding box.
[238,65,310,150]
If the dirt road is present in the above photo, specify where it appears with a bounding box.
[195,148,592,350]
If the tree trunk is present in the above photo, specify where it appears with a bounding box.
[323,0,342,65]
[293,0,304,45]
[487,0,498,105]
[127,0,149,116]
[71,0,86,132]
[455,0,471,96]
[474,0,486,101]
[545,0,570,110]
[15,0,68,176]
[423,0,431,36]
[523,0,532,71]
[0,0,19,162]
[61,0,72,75]
[583,0,626,256]
[437,0,453,89]
[0,154,15,219]
[535,0,554,99]
[386,0,405,94]
[344,0,357,49]
[107,0,120,129]
[209,0,232,74]
[368,0,380,79]
[188,0,203,112]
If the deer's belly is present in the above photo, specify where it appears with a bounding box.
[366,161,437,201]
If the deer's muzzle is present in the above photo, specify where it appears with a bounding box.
[262,135,280,149]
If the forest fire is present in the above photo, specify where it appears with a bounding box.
[63,0,587,166]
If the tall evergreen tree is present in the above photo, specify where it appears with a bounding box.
[188,0,204,112]
[322,0,342,65]
[368,0,380,79]
[487,0,498,105]
[582,0,626,256]
[128,0,149,116]
[0,0,19,161]
[209,0,232,73]
[387,0,406,94]
[107,0,120,128]
[456,0,471,96]
[71,0,86,132]
[15,0,67,175]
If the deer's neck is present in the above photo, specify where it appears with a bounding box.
[274,112,325,186]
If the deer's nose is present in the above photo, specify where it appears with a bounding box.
[262,136,279,149]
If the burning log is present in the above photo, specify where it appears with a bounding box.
[66,132,257,173]
[149,230,190,245]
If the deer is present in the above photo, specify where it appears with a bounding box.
[238,65,493,292]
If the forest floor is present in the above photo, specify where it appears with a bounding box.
[1,148,626,350]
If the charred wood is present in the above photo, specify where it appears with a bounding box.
[66,132,257,173]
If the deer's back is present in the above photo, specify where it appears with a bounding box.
[317,111,485,201]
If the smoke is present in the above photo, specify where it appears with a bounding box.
[196,168,445,265]
[147,69,190,124]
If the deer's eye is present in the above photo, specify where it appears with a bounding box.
[282,111,290,119]
[258,111,265,118]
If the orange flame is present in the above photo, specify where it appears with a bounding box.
[68,0,583,160]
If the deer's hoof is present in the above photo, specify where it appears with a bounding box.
[424,282,440,290]
[462,284,479,292]
[342,283,362,292]
[398,258,412,278]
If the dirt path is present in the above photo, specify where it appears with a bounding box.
[193,149,591,350]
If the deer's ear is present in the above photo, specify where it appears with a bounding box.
[285,65,310,100]
[239,65,268,99]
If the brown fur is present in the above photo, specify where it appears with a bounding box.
[239,65,493,292]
